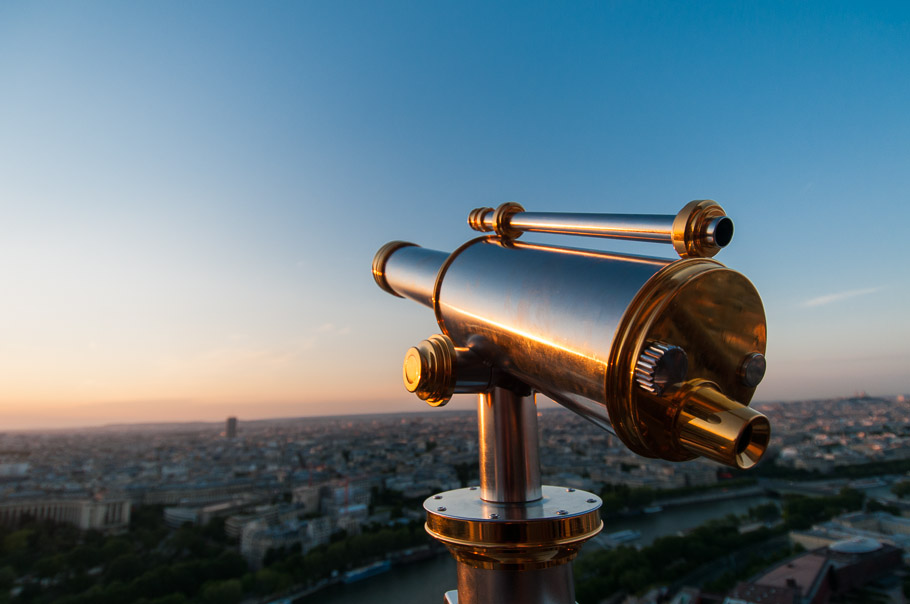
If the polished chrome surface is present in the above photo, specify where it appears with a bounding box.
[424,484,602,589]
[456,563,575,604]
[634,342,689,395]
[428,484,597,604]
[378,244,447,306]
[467,200,733,257]
[424,485,602,576]
[424,485,601,524]
[478,388,542,503]
[436,239,666,425]
[510,211,676,242]
[403,334,494,406]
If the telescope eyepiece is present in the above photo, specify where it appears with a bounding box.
[705,216,734,248]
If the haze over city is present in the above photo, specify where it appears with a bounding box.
[2,3,908,430]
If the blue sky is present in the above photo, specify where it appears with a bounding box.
[1,2,908,428]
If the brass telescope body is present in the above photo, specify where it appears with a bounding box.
[373,201,770,604]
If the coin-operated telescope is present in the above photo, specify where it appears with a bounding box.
[373,201,769,604]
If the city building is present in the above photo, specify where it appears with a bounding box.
[240,518,304,568]
[0,450,30,483]
[725,539,901,604]
[0,497,131,533]
[226,416,238,439]
[791,510,910,553]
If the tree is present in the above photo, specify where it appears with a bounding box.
[105,554,143,584]
[748,502,781,522]
[892,480,910,499]
[254,568,291,595]
[200,579,243,604]
[0,566,15,589]
[34,554,66,580]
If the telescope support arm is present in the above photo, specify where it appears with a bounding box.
[478,387,542,504]
[426,387,601,604]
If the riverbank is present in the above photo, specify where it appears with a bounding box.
[296,550,456,604]
[247,544,449,604]
[277,475,907,603]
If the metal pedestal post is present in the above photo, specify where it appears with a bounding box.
[425,387,603,604]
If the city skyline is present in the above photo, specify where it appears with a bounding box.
[2,3,909,430]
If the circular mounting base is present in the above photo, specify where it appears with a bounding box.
[424,486,602,570]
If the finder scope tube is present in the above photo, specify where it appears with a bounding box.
[468,199,734,258]
[374,203,770,470]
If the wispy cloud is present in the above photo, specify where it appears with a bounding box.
[316,322,336,333]
[802,286,882,308]
[315,323,351,335]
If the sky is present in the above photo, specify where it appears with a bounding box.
[1,2,908,429]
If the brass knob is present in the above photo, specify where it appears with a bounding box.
[403,335,457,407]
[635,342,688,395]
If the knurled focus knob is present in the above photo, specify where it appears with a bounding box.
[635,342,689,395]
[403,335,457,407]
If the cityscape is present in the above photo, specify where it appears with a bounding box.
[3,394,910,603]
[3,3,909,604]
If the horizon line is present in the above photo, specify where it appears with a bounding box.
[2,392,904,434]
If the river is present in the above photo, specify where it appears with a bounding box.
[307,491,775,604]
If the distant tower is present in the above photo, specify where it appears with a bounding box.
[226,417,238,439]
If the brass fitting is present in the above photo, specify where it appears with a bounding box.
[468,207,495,232]
[424,486,602,571]
[491,202,525,239]
[372,240,417,297]
[467,203,526,240]
[672,379,770,469]
[606,256,768,468]
[403,334,494,406]
[671,200,734,258]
